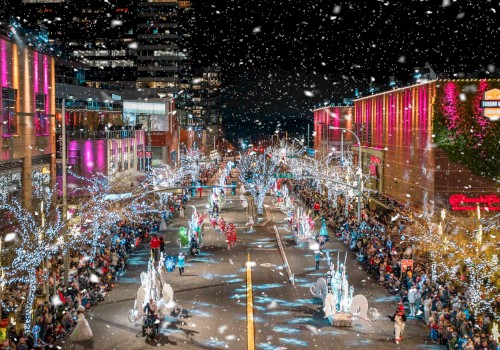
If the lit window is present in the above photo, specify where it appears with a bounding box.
[35,94,49,135]
[2,88,17,135]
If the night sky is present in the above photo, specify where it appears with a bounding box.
[190,0,500,144]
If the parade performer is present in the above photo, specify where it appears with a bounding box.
[178,227,189,247]
[227,222,237,248]
[69,306,93,342]
[190,235,199,256]
[317,218,330,246]
[210,216,218,230]
[247,216,254,233]
[177,253,185,275]
[219,216,226,233]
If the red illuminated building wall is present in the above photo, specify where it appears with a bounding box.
[353,79,499,211]
[313,106,354,157]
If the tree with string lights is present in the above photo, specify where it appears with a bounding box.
[0,191,76,333]
[238,149,281,215]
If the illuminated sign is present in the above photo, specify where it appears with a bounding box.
[449,194,500,211]
[481,89,500,121]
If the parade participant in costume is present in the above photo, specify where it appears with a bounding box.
[225,226,233,250]
[69,306,93,342]
[394,305,406,344]
[228,222,237,248]
[177,253,185,275]
[210,216,218,229]
[143,298,159,334]
[219,216,226,233]
[149,234,160,262]
[190,235,199,256]
[247,216,254,233]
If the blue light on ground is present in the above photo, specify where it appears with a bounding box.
[189,257,220,263]
[257,343,286,350]
[127,258,148,266]
[273,326,300,334]
[229,294,246,300]
[200,339,228,348]
[372,295,400,303]
[280,337,309,346]
[265,310,291,316]
[189,309,213,317]
[287,317,314,324]
[187,301,215,307]
[225,278,244,283]
[117,277,139,284]
[293,277,310,283]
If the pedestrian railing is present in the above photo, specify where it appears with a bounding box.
[273,225,295,285]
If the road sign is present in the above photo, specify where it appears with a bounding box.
[274,173,294,179]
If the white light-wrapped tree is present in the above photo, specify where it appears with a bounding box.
[0,191,76,333]
[73,175,126,262]
[238,150,281,215]
[180,149,204,183]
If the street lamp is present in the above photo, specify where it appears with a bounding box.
[330,127,363,224]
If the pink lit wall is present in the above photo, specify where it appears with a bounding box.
[313,106,355,155]
[354,82,436,206]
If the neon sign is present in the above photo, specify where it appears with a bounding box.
[449,194,500,211]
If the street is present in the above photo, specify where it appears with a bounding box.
[61,183,442,350]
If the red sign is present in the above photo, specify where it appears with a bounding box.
[401,259,414,277]
[449,194,500,211]
[137,151,144,157]
[370,155,381,164]
[146,152,152,158]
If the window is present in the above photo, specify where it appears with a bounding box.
[35,94,49,135]
[2,88,17,135]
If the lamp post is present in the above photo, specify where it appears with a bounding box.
[330,127,363,224]
[61,98,70,286]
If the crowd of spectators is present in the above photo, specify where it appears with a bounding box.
[289,179,498,350]
[0,216,161,349]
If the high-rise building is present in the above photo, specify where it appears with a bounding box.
[1,0,137,84]
[135,0,192,99]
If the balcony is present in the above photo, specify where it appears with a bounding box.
[64,129,139,140]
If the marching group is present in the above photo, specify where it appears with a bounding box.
[289,179,498,349]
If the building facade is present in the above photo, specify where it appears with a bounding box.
[2,0,137,84]
[0,35,56,209]
[313,105,354,161]
[352,80,499,212]
[135,0,192,98]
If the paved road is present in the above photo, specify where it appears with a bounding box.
[61,178,443,350]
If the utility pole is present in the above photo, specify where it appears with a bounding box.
[307,124,310,153]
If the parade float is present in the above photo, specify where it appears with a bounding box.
[128,254,183,339]
[275,183,294,214]
[310,252,369,327]
[289,207,316,246]
[177,207,205,255]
